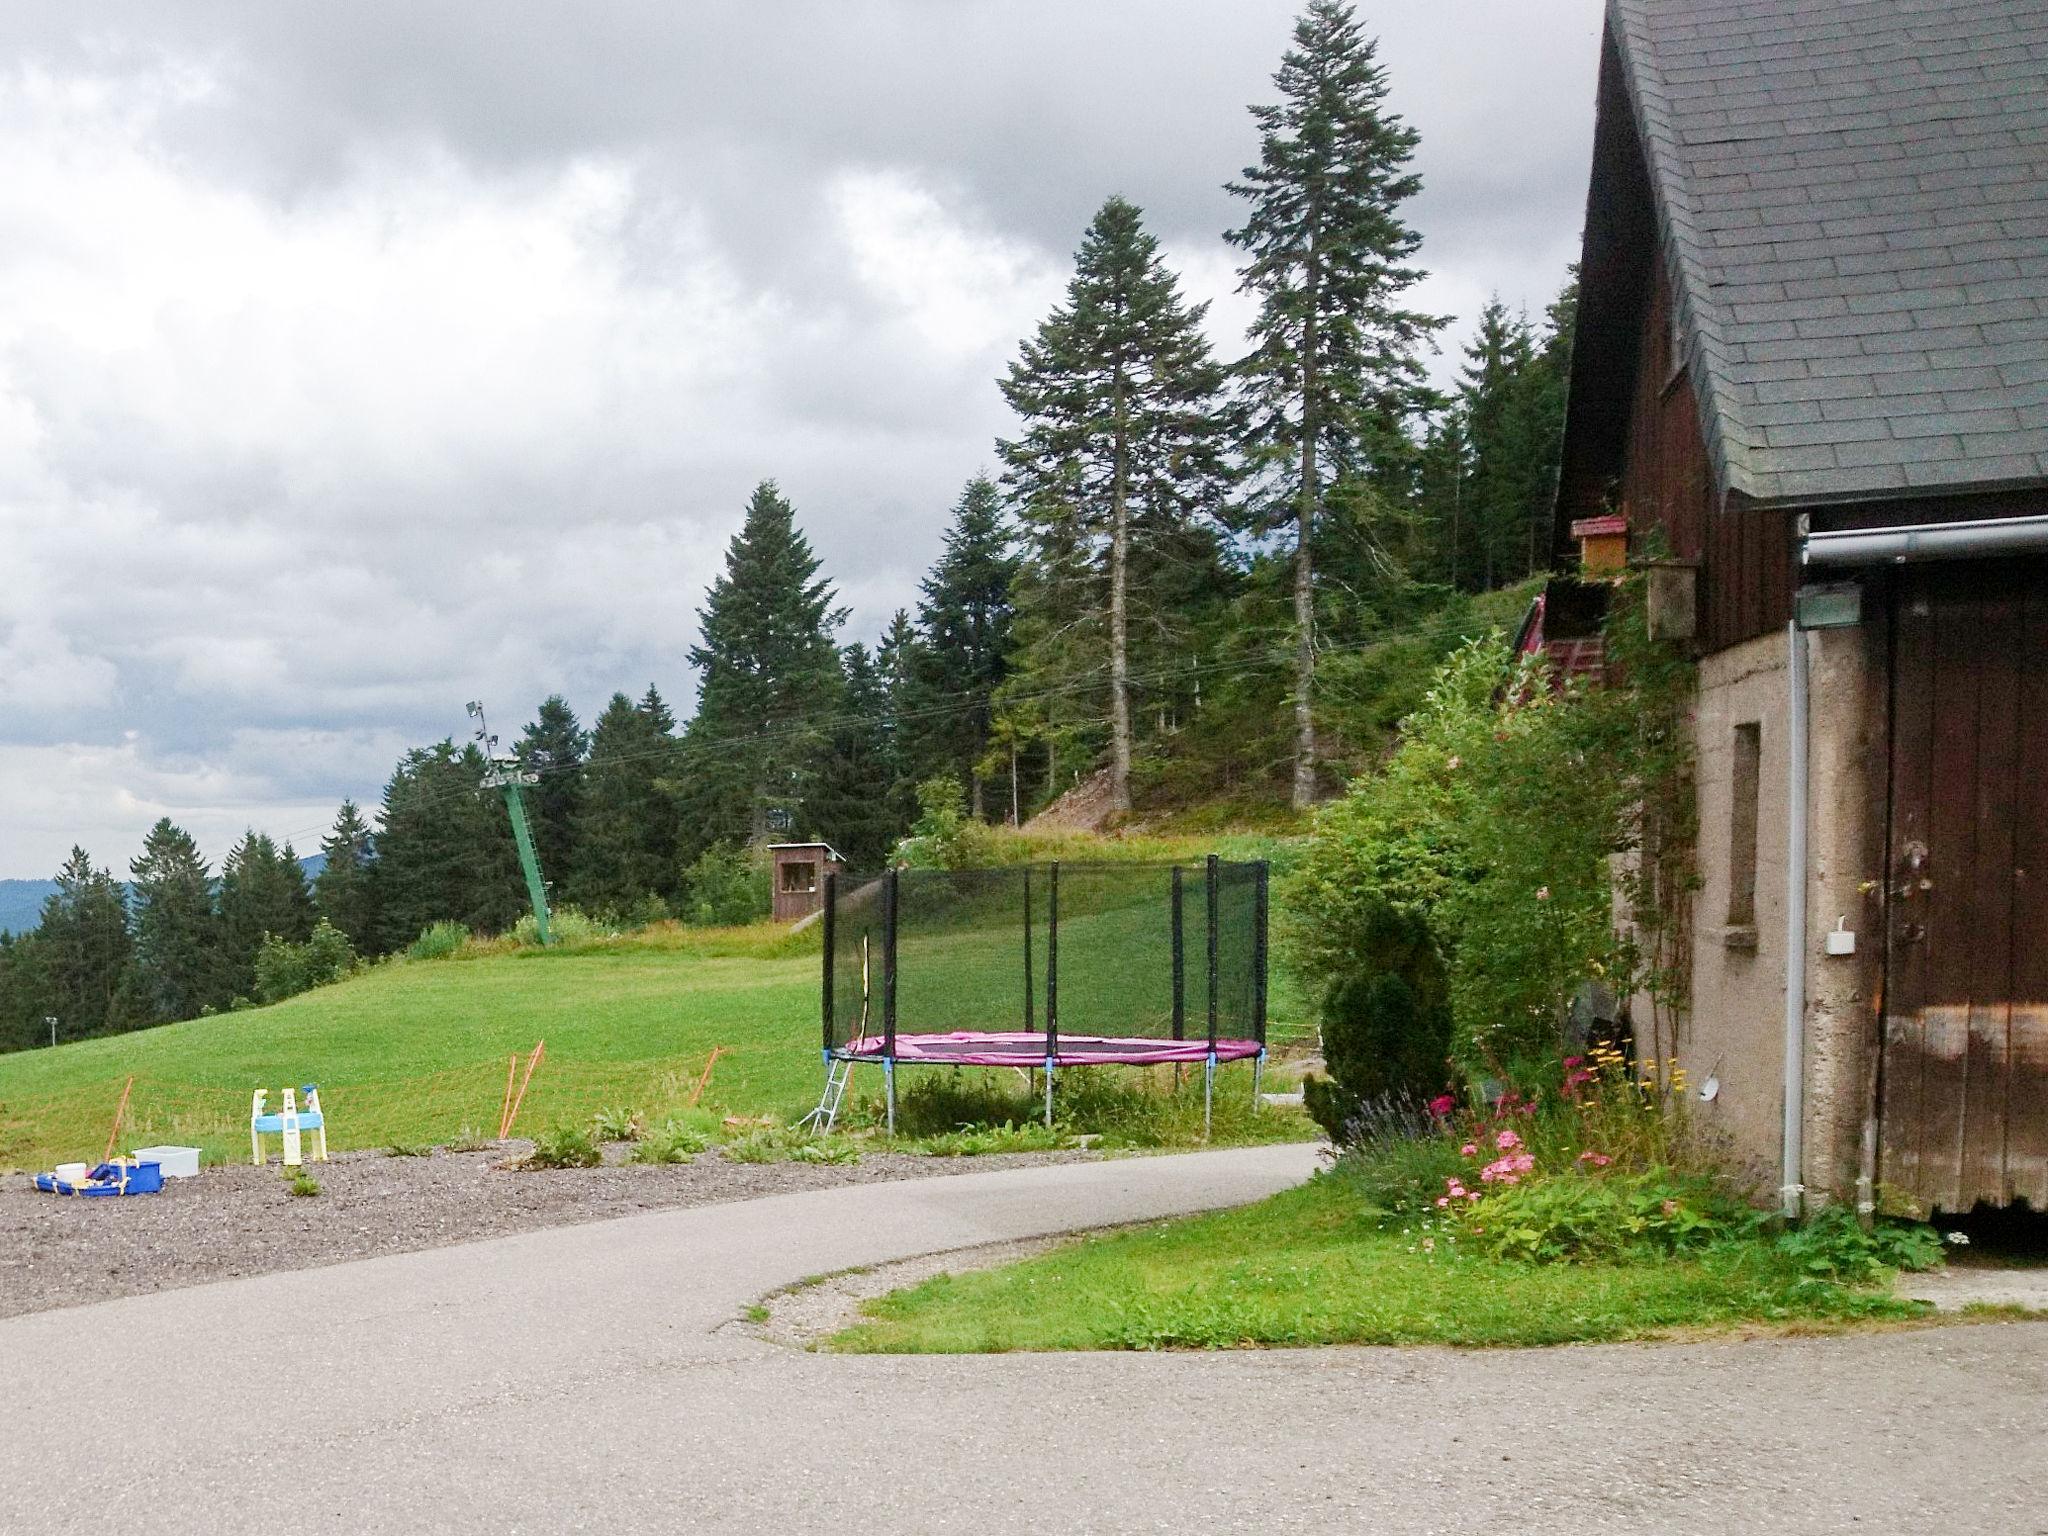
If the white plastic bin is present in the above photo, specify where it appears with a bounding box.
[133,1145,201,1179]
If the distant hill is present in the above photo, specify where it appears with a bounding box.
[0,853,327,937]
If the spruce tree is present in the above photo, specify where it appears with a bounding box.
[130,819,226,1023]
[911,475,1019,817]
[370,742,522,950]
[677,481,846,857]
[805,644,902,871]
[1458,298,1537,589]
[999,195,1232,816]
[0,931,53,1052]
[34,847,134,1039]
[217,831,314,999]
[1226,0,1443,807]
[314,799,379,950]
[875,607,927,824]
[571,691,680,915]
[515,695,588,898]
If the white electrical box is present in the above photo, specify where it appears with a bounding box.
[1824,919,1856,957]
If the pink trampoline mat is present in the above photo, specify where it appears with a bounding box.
[837,1032,1263,1067]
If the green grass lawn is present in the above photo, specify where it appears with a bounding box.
[0,908,1310,1172]
[0,924,830,1171]
[829,1172,1928,1352]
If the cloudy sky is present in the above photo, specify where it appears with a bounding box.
[0,0,1602,876]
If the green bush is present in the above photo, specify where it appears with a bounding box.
[721,1127,862,1165]
[405,921,471,962]
[679,844,770,927]
[1328,1125,1468,1223]
[1300,901,1451,1141]
[894,776,998,870]
[252,920,359,1004]
[525,1123,601,1169]
[631,1118,714,1164]
[1286,582,1693,1087]
[590,1105,645,1142]
[1774,1203,1945,1285]
[512,905,615,948]
[1462,1170,1740,1263]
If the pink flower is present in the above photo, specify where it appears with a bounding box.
[1577,1151,1613,1167]
[1436,1196,1451,1208]
[1460,1142,1478,1157]
[1535,886,1551,902]
[1428,1094,1457,1117]
[1494,1128,1522,1152]
[1563,1055,1583,1069]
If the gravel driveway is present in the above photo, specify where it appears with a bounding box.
[0,1141,1092,1319]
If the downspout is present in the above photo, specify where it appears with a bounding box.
[1781,615,1810,1219]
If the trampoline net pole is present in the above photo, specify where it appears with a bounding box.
[1022,864,1035,1034]
[884,869,899,1062]
[1045,862,1059,1056]
[1170,865,1185,1042]
[1254,860,1269,1048]
[821,871,836,1057]
[1205,854,1220,1052]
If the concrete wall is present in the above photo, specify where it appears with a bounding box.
[1675,620,1888,1203]
[1683,630,1792,1191]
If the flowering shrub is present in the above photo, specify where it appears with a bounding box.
[1286,576,1698,1094]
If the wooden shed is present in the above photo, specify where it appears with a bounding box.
[767,843,846,924]
[1547,0,2048,1214]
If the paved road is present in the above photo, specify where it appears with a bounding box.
[3,1143,2044,1535]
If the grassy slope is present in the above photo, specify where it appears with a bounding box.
[831,1174,1923,1352]
[0,829,1314,1171]
[0,926,825,1171]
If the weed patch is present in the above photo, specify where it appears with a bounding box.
[524,1123,601,1169]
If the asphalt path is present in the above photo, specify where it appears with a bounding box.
[3,1142,2043,1535]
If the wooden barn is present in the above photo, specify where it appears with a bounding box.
[1548,0,2048,1213]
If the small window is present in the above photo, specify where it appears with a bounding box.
[1727,722,1761,930]
[779,860,818,895]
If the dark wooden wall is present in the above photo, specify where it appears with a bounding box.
[1599,268,1795,654]
[1881,559,2048,1212]
[1550,28,1794,657]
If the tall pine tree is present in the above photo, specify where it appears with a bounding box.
[370,742,522,950]
[677,481,846,856]
[217,831,314,999]
[911,475,1018,817]
[999,195,1232,816]
[515,695,588,900]
[314,800,379,951]
[570,690,681,915]
[1226,0,1443,807]
[130,818,226,1023]
[34,847,135,1040]
[805,643,902,871]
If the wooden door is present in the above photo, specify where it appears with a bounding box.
[1881,559,2048,1212]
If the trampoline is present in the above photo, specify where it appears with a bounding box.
[806,858,1269,1133]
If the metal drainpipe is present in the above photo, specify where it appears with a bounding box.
[1782,618,1810,1219]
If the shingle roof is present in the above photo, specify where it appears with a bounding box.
[1608,0,2048,505]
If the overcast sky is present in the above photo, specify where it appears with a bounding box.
[0,0,1603,876]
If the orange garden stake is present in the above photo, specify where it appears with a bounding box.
[102,1076,134,1165]
[497,1053,519,1140]
[502,1041,544,1140]
[686,1047,726,1109]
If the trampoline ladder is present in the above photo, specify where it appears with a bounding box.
[800,1056,855,1133]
